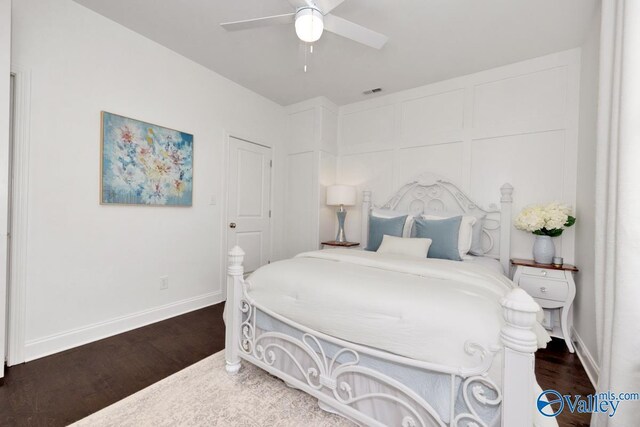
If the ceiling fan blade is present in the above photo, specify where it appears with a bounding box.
[287,0,312,7]
[323,14,388,49]
[315,0,345,14]
[220,13,295,32]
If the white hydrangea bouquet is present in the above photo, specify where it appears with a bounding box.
[515,202,576,264]
[515,202,576,237]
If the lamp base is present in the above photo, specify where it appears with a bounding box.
[335,207,347,243]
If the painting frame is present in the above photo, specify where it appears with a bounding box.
[100,111,194,207]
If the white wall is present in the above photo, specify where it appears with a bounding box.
[12,0,288,361]
[336,50,581,263]
[0,0,12,379]
[573,6,601,384]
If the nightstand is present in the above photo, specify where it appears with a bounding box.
[321,241,360,248]
[511,258,578,353]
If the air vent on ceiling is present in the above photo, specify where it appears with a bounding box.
[363,88,382,95]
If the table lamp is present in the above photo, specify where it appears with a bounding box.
[326,185,357,243]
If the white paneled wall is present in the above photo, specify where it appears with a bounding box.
[396,143,465,186]
[336,49,581,262]
[400,90,464,145]
[319,151,338,243]
[341,104,395,151]
[289,109,316,150]
[285,151,317,256]
[284,97,338,257]
[472,67,568,136]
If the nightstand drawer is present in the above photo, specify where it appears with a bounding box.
[520,266,566,280]
[519,276,568,302]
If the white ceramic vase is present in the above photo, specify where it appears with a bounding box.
[532,235,555,264]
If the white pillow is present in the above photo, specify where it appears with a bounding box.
[421,214,477,258]
[376,235,432,258]
[468,214,487,256]
[372,208,414,238]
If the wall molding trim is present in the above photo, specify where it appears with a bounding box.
[7,64,31,366]
[572,327,599,388]
[24,291,223,362]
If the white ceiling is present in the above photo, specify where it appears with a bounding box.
[73,0,598,106]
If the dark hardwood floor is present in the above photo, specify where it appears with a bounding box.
[536,338,595,427]
[0,304,226,426]
[0,303,593,426]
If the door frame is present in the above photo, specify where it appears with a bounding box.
[220,131,275,301]
[5,65,31,366]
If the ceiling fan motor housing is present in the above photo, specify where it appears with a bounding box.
[295,6,324,43]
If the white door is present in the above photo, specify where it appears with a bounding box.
[227,137,272,275]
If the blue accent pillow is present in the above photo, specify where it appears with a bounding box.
[366,215,408,251]
[412,216,462,261]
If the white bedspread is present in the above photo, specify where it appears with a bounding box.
[246,249,550,385]
[463,254,504,275]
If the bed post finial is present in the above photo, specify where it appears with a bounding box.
[500,183,513,202]
[500,288,539,426]
[499,183,513,274]
[362,190,372,249]
[228,245,245,274]
[225,246,245,374]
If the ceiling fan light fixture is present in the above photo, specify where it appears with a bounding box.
[295,7,324,43]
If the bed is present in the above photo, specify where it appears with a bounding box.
[224,174,554,427]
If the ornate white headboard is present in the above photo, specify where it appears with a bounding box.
[361,173,513,273]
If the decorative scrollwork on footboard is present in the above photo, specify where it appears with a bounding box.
[330,365,439,427]
[255,332,325,390]
[239,299,254,354]
[235,293,502,427]
[453,376,502,427]
[248,329,442,427]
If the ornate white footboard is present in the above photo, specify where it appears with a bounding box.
[225,247,540,427]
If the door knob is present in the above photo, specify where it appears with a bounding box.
[229,222,237,229]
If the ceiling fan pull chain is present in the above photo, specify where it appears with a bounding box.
[303,42,314,73]
[304,42,308,72]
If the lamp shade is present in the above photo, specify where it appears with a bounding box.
[326,185,357,206]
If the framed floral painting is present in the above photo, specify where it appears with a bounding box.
[100,112,193,206]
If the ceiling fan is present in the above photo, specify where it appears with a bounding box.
[220,0,389,50]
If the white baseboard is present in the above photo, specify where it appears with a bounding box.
[24,291,223,362]
[572,327,599,388]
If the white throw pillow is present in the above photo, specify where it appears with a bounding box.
[372,208,414,238]
[422,214,477,258]
[376,235,432,258]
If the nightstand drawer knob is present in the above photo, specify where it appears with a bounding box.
[541,270,547,276]
[540,287,547,293]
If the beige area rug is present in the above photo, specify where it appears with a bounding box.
[72,350,353,426]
